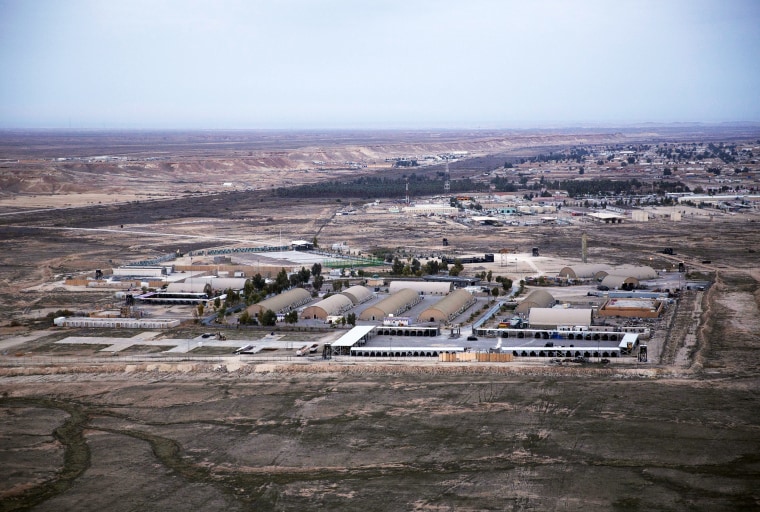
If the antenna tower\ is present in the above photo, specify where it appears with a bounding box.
[444,159,451,194]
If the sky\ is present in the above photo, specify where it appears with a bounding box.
[1,0,759,130]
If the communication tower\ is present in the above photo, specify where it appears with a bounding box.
[582,232,588,263]
[444,160,451,194]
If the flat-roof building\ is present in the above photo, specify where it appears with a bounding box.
[587,211,625,223]
[402,204,458,215]
[167,277,248,293]
[54,317,180,329]
[291,240,314,250]
[528,308,593,329]
[598,298,665,318]
[135,291,218,305]
[328,325,376,355]
[422,275,481,287]
[112,266,169,278]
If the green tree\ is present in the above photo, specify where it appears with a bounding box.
[449,259,464,276]
[424,259,441,275]
[392,257,405,275]
[275,268,289,290]
[284,310,298,324]
[259,309,277,326]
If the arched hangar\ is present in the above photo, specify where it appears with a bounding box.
[417,289,476,323]
[515,289,556,315]
[604,265,657,280]
[359,288,422,321]
[342,285,374,305]
[389,280,452,295]
[302,294,353,320]
[246,288,312,316]
[599,274,639,290]
[558,264,613,281]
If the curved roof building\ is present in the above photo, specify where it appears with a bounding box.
[246,288,312,316]
[341,285,374,305]
[417,289,476,323]
[389,281,452,295]
[301,294,354,320]
[359,288,422,321]
[515,289,556,314]
[558,264,613,280]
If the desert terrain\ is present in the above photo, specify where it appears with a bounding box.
[1,128,759,511]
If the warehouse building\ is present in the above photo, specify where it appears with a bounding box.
[597,298,665,318]
[528,307,593,329]
[54,317,181,329]
[166,277,248,293]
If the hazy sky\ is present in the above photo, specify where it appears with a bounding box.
[1,0,759,129]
